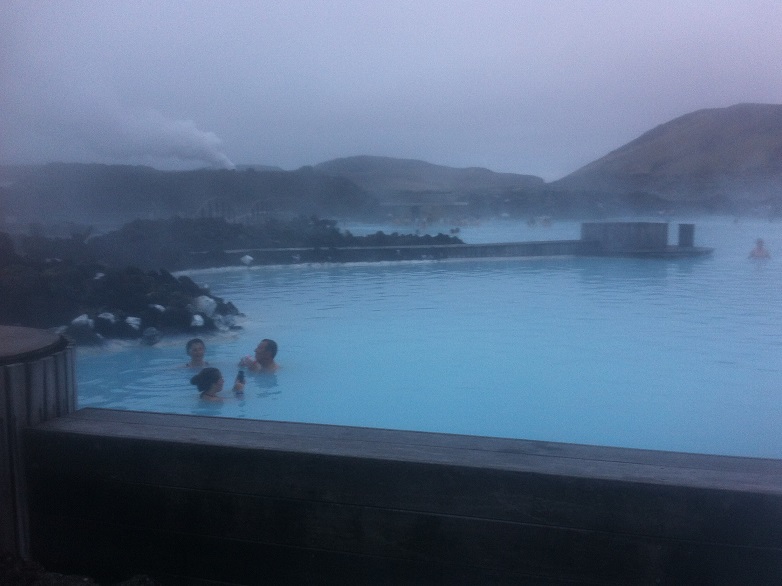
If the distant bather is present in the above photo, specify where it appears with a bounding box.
[749,238,770,259]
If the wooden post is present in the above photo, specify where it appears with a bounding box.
[0,326,73,558]
[679,223,695,247]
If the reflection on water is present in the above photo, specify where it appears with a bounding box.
[77,218,782,458]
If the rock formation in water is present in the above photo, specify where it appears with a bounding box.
[0,216,463,342]
[0,237,241,344]
[13,216,464,271]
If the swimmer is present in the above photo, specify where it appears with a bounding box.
[185,338,208,368]
[239,338,279,373]
[749,238,770,259]
[190,367,244,402]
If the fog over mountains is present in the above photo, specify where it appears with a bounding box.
[2,103,781,231]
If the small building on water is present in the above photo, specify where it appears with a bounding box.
[581,221,712,257]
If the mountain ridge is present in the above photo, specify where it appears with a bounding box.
[2,103,782,226]
[314,155,544,196]
[551,103,782,201]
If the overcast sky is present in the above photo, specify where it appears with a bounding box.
[1,1,780,180]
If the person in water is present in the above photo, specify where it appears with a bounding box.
[749,238,771,259]
[185,338,208,368]
[239,338,279,373]
[190,367,244,401]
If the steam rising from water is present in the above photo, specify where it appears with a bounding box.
[107,108,236,169]
[2,73,235,170]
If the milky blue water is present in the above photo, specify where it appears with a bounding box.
[76,218,782,458]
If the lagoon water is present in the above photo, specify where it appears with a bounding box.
[76,217,782,458]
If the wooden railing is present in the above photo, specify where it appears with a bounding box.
[0,326,75,558]
[23,409,782,584]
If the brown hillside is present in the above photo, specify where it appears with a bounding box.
[553,103,782,201]
[314,155,544,198]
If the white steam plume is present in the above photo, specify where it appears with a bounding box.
[110,109,236,169]
[12,77,237,169]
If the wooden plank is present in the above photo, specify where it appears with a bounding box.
[37,409,782,492]
[24,409,782,584]
[7,363,29,430]
[24,475,782,578]
[0,332,72,559]
[53,350,70,417]
[26,359,46,427]
[5,363,30,558]
[24,428,782,549]
[28,506,782,585]
[0,326,60,364]
[31,516,554,586]
[41,356,56,421]
[62,409,777,474]
[0,365,15,553]
[66,346,77,413]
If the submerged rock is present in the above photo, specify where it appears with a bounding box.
[0,258,243,344]
[63,321,104,345]
[141,327,162,345]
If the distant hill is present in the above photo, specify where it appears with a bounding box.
[235,164,285,172]
[0,163,377,231]
[552,103,782,208]
[3,104,782,230]
[315,156,544,198]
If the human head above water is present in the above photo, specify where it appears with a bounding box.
[253,339,278,367]
[259,338,277,359]
[190,367,222,394]
[186,338,205,355]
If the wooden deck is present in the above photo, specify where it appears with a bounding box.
[23,408,782,584]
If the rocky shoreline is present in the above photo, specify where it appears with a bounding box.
[1,232,242,345]
[1,216,463,344]
[56,266,242,345]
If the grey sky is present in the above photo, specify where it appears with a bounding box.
[1,1,780,180]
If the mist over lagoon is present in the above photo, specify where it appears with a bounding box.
[3,3,782,582]
[74,216,782,459]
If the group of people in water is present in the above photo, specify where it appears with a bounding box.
[187,337,279,402]
[184,237,770,400]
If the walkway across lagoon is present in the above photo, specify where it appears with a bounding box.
[188,221,713,267]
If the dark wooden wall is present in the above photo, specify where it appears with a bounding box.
[1,327,74,558]
[23,409,782,585]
